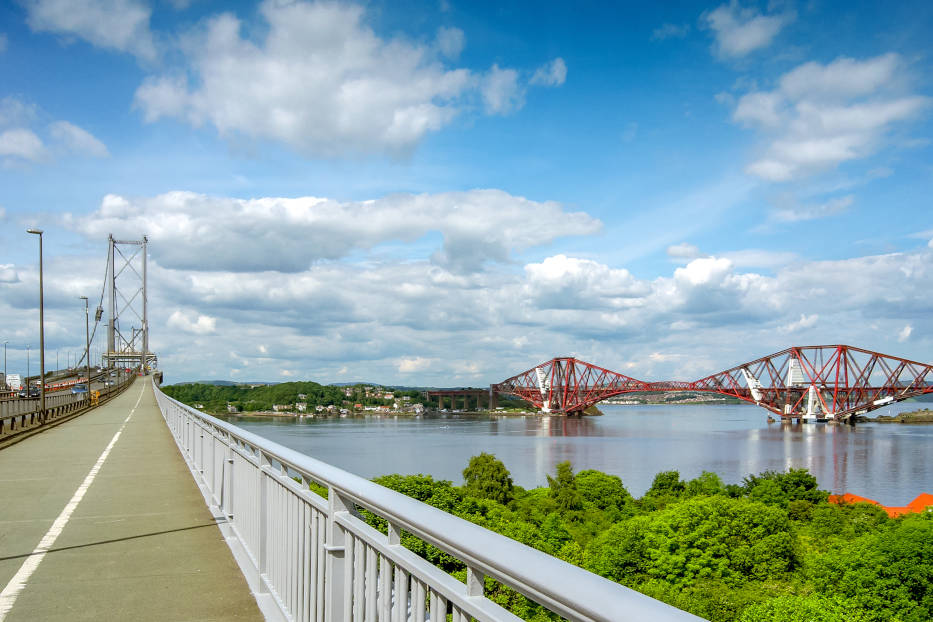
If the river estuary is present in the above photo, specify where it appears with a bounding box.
[223,401,932,506]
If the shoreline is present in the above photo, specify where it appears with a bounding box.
[871,408,933,424]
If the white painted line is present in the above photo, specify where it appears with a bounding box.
[0,382,146,620]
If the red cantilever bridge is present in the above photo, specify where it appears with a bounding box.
[482,345,933,422]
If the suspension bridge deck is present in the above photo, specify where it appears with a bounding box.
[0,379,261,621]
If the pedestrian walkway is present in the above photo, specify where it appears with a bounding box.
[0,378,262,621]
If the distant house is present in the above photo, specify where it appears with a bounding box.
[272,404,291,412]
[384,392,394,399]
[296,402,308,412]
[226,404,239,413]
[354,403,363,409]
[315,405,325,412]
[297,393,308,400]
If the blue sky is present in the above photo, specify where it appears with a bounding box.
[0,0,931,384]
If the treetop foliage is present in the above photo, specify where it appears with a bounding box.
[368,456,930,622]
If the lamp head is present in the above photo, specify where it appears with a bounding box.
[26,228,43,235]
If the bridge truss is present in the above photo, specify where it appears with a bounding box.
[492,357,648,414]
[491,345,933,421]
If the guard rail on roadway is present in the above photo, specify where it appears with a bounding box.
[0,374,135,441]
[154,379,699,622]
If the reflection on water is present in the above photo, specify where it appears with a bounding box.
[226,402,932,506]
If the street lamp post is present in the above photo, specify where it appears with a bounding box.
[2,340,7,391]
[80,296,90,405]
[27,228,46,420]
[26,344,30,385]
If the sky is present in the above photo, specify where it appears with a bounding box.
[0,0,931,386]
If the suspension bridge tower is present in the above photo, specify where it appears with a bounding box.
[103,235,157,373]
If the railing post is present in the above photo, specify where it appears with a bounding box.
[324,488,352,622]
[467,566,485,597]
[257,450,270,594]
[224,440,235,521]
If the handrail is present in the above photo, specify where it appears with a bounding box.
[0,373,135,441]
[154,379,698,622]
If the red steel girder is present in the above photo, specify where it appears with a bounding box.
[492,357,649,414]
[686,345,932,418]
[492,346,932,419]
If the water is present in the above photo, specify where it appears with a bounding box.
[224,402,933,506]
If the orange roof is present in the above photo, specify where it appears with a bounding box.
[828,493,881,507]
[907,493,933,513]
[829,492,932,518]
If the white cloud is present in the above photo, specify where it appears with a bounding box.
[652,23,690,41]
[397,357,433,373]
[167,309,217,335]
[733,91,783,127]
[779,54,903,100]
[732,54,931,182]
[771,194,854,223]
[704,2,793,58]
[529,58,567,87]
[667,243,702,259]
[24,0,156,61]
[4,227,932,385]
[65,189,601,273]
[898,324,912,342]
[780,313,818,332]
[523,255,649,310]
[720,249,797,269]
[48,121,109,157]
[0,264,18,283]
[0,128,46,162]
[135,1,550,156]
[481,64,523,114]
[0,97,38,128]
[435,26,465,59]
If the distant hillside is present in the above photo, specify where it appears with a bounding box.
[173,380,280,386]
[161,380,430,414]
[328,382,479,391]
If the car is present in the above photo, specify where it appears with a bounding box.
[71,384,89,394]
[20,386,40,398]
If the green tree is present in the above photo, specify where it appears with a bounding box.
[743,469,826,506]
[588,496,797,589]
[807,513,933,621]
[462,453,514,504]
[575,469,633,510]
[739,594,868,622]
[685,471,727,497]
[546,461,582,511]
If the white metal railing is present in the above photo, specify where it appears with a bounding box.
[0,374,134,438]
[154,380,699,622]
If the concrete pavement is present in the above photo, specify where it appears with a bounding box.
[0,378,262,621]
